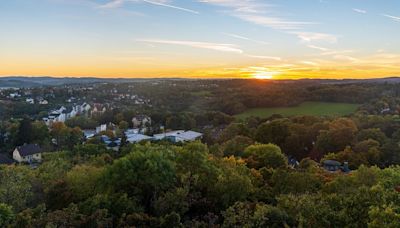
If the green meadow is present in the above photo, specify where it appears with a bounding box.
[236,102,360,119]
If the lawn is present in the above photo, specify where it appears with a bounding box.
[235,102,360,119]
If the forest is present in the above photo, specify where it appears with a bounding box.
[1,79,400,227]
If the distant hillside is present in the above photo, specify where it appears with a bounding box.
[0,77,113,88]
[1,76,399,88]
[0,77,147,88]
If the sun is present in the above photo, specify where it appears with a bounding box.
[252,71,275,80]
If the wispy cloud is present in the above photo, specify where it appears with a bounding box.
[291,31,338,43]
[235,14,315,30]
[98,0,124,9]
[198,0,268,14]
[320,50,354,56]
[333,55,358,62]
[137,38,282,60]
[98,0,199,14]
[301,61,319,66]
[222,32,269,45]
[307,45,355,57]
[245,54,282,61]
[353,8,367,14]
[199,0,315,30]
[136,39,243,53]
[383,14,400,22]
[142,0,199,14]
[307,45,329,51]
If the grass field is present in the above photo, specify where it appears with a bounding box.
[235,102,360,119]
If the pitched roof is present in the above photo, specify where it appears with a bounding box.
[175,130,203,140]
[16,144,42,157]
[0,154,14,165]
[323,160,342,166]
[127,134,152,143]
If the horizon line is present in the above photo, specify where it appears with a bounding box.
[1,75,400,81]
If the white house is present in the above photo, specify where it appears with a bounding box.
[126,134,152,143]
[125,129,152,143]
[13,144,42,163]
[26,98,35,104]
[81,103,91,113]
[83,129,96,139]
[96,123,116,134]
[153,130,203,143]
[132,115,151,128]
[39,99,49,105]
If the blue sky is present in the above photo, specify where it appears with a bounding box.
[1,0,399,79]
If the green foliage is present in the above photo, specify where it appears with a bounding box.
[236,102,360,119]
[65,116,98,130]
[369,205,400,228]
[316,118,358,155]
[65,165,103,201]
[102,145,176,209]
[1,138,400,227]
[211,157,254,209]
[0,166,33,212]
[16,117,33,145]
[0,203,14,227]
[255,119,290,147]
[244,144,288,169]
[222,135,254,157]
[222,202,290,228]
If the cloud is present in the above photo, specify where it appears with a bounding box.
[199,0,316,31]
[245,54,282,61]
[306,44,355,57]
[383,14,400,22]
[291,31,338,43]
[307,45,329,51]
[333,55,358,62]
[136,39,243,53]
[235,14,315,30]
[98,0,199,14]
[137,38,282,60]
[353,8,367,14]
[98,0,124,9]
[320,50,354,56]
[222,33,269,45]
[198,0,268,14]
[301,61,319,66]
[142,0,199,14]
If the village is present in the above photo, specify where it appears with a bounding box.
[0,85,204,166]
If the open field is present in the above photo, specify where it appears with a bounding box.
[236,102,360,119]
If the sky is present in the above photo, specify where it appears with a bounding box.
[1,0,400,79]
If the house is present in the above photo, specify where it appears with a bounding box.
[96,123,117,134]
[43,103,90,126]
[13,144,42,163]
[80,102,90,112]
[39,99,48,105]
[132,115,151,128]
[153,130,203,143]
[124,128,152,143]
[100,135,121,151]
[0,154,14,165]
[322,160,350,173]
[126,134,152,143]
[83,129,96,139]
[26,98,35,104]
[91,103,107,116]
[9,92,21,98]
[322,160,341,172]
[288,158,300,168]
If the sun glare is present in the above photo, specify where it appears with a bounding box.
[252,71,276,80]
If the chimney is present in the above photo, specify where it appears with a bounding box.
[343,161,350,172]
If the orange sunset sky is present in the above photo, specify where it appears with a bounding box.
[1,0,400,79]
